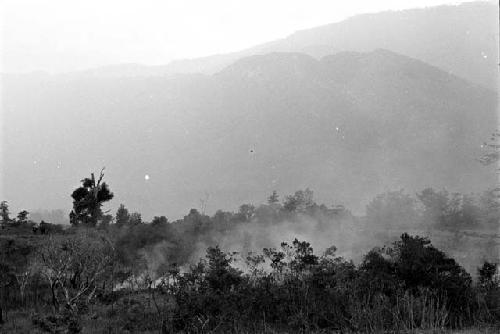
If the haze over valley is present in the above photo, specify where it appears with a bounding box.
[2,2,498,221]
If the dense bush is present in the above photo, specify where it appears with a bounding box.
[143,234,500,333]
[1,187,499,333]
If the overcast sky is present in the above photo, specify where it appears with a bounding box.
[1,0,471,73]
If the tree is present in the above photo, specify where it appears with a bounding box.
[129,212,142,225]
[237,204,255,221]
[446,193,481,228]
[416,188,450,226]
[360,233,473,325]
[151,216,168,226]
[205,246,242,292]
[115,204,130,227]
[34,231,115,316]
[288,239,318,273]
[478,261,499,289]
[69,169,114,227]
[417,189,481,229]
[98,214,113,229]
[283,189,315,212]
[390,233,471,291]
[0,201,10,224]
[366,190,419,229]
[17,210,29,224]
[267,190,279,204]
[389,233,472,325]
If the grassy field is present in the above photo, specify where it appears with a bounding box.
[1,309,499,334]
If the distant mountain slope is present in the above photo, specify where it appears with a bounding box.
[164,2,498,90]
[65,3,498,90]
[2,49,496,219]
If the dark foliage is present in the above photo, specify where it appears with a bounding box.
[1,186,499,333]
[69,169,114,227]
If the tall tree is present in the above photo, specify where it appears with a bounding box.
[69,169,114,227]
[0,201,10,224]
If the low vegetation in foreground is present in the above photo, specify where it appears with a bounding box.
[0,171,499,333]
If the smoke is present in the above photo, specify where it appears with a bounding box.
[134,189,500,281]
[139,240,177,277]
[185,213,374,272]
[29,209,68,225]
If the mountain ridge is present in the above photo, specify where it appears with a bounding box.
[2,49,496,219]
[4,2,496,90]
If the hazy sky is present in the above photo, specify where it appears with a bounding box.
[0,0,470,73]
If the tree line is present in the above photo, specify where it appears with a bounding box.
[0,170,499,333]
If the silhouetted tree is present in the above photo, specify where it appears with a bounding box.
[16,210,29,224]
[151,216,168,226]
[69,169,113,227]
[289,239,318,272]
[205,246,242,292]
[478,262,499,288]
[0,201,10,224]
[115,204,130,227]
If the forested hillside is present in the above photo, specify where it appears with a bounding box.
[2,49,496,219]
